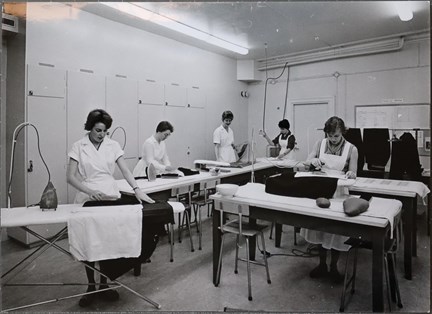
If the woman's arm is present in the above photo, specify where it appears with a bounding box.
[214,143,220,161]
[346,146,358,179]
[67,158,106,200]
[305,141,324,168]
[117,156,155,203]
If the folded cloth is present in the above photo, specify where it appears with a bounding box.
[265,172,338,199]
[178,167,200,176]
[343,197,369,216]
[68,205,142,262]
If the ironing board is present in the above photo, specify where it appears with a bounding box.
[1,202,184,311]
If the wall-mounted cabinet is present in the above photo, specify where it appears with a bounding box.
[137,103,165,157]
[138,80,164,105]
[106,77,138,159]
[27,64,65,98]
[165,83,187,107]
[187,86,206,108]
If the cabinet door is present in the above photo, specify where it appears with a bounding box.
[165,84,187,107]
[137,104,165,156]
[185,107,206,167]
[138,80,164,105]
[187,86,206,108]
[164,106,189,167]
[106,77,138,159]
[27,97,67,205]
[27,65,65,98]
[66,71,106,203]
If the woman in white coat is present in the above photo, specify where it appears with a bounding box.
[67,109,154,307]
[213,110,237,163]
[259,119,296,160]
[300,116,358,283]
[133,121,175,177]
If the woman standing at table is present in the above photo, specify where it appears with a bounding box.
[67,109,154,307]
[259,118,296,160]
[301,116,358,283]
[133,121,175,177]
[213,110,237,163]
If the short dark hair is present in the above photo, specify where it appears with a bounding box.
[278,119,290,130]
[323,116,347,134]
[84,109,113,131]
[156,121,174,133]
[222,110,234,120]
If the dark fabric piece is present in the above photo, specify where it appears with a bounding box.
[265,172,338,199]
[389,132,423,181]
[344,128,365,173]
[363,128,390,171]
[82,199,174,280]
[177,167,200,176]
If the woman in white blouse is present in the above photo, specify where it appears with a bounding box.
[213,110,237,163]
[133,121,175,177]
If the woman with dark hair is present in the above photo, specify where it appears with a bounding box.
[301,116,358,283]
[133,121,175,177]
[213,110,237,163]
[259,119,296,160]
[67,109,154,307]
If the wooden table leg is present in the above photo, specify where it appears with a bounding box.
[212,206,221,285]
[275,223,282,248]
[402,198,413,280]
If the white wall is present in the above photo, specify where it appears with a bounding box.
[248,39,430,168]
[26,3,249,162]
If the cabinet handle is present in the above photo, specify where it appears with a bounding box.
[187,104,191,108]
[138,100,142,104]
[165,102,168,106]
[28,160,33,172]
[29,90,34,96]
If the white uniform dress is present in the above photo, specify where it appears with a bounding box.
[300,138,353,251]
[133,135,171,176]
[213,125,236,163]
[68,135,124,204]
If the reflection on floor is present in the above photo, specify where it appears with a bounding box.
[1,212,430,312]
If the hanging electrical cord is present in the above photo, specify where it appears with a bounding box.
[109,126,127,150]
[8,123,51,208]
[282,66,290,118]
[256,238,319,259]
[261,61,289,132]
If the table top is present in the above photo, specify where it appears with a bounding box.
[211,183,402,229]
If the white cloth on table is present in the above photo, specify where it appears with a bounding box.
[213,125,236,163]
[133,135,171,176]
[68,205,142,262]
[68,135,123,203]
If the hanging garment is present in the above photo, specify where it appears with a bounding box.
[363,128,390,171]
[344,128,365,173]
[389,132,423,181]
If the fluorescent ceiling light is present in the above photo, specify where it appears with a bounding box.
[394,2,413,21]
[100,2,249,55]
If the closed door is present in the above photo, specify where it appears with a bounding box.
[293,103,328,161]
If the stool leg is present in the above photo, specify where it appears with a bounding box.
[178,213,182,243]
[216,234,225,286]
[269,222,274,239]
[294,227,297,245]
[384,255,392,312]
[184,210,195,252]
[260,232,271,284]
[351,248,358,293]
[234,235,240,274]
[169,223,174,262]
[390,253,403,308]
[340,250,351,312]
[245,237,252,301]
[198,204,202,250]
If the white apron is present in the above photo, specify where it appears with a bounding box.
[300,138,352,251]
[278,134,295,160]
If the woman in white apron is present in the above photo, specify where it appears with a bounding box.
[259,119,296,160]
[300,116,358,283]
[133,121,175,177]
[67,109,154,307]
[213,110,237,163]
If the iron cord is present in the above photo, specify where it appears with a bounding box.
[109,126,127,150]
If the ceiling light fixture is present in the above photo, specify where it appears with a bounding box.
[394,2,413,21]
[100,2,249,55]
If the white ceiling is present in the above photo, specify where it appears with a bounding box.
[74,1,430,60]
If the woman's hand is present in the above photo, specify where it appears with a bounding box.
[310,158,325,169]
[259,129,266,137]
[134,188,155,204]
[345,171,357,179]
[88,190,108,201]
[277,152,286,159]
